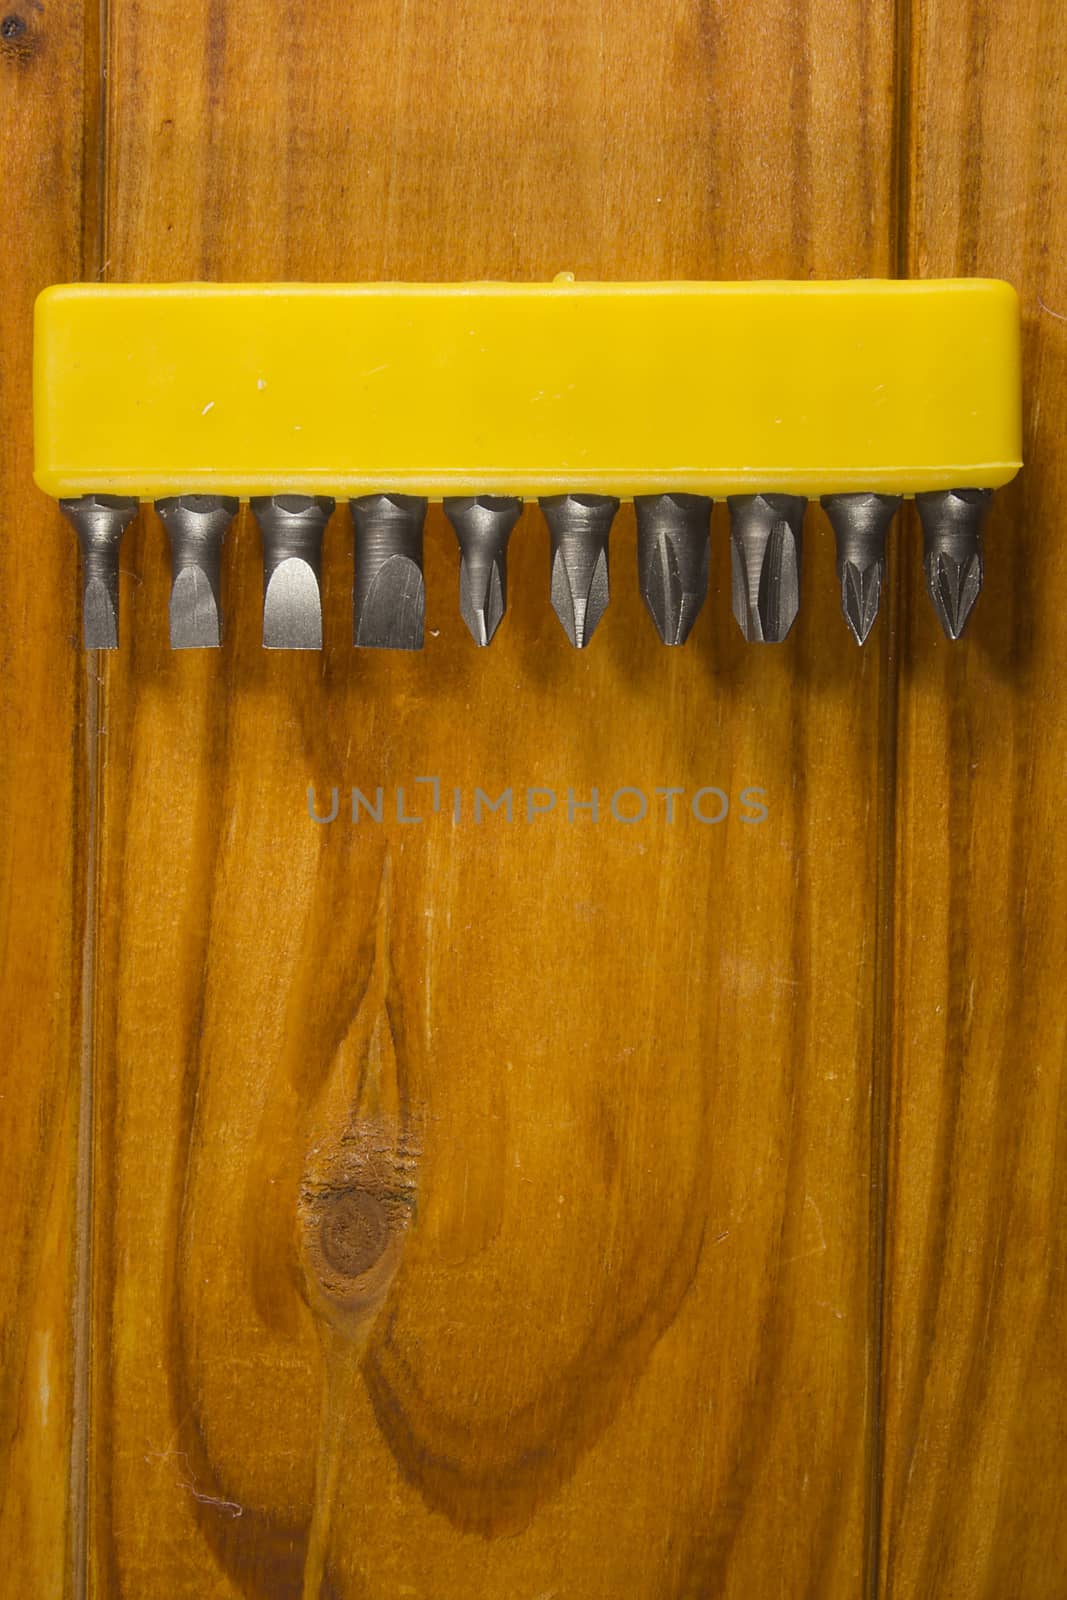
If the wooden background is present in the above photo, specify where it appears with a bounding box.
[1,0,1064,1594]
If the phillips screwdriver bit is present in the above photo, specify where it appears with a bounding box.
[59,493,139,649]
[155,494,239,649]
[540,494,618,648]
[634,493,712,645]
[916,488,990,639]
[727,493,806,643]
[350,494,427,650]
[820,492,901,645]
[443,495,523,647]
[250,495,334,650]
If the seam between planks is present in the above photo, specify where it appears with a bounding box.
[70,0,111,1593]
[865,2,915,1597]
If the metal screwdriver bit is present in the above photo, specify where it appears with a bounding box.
[634,494,712,645]
[443,495,522,647]
[916,488,990,640]
[727,493,806,643]
[540,494,619,648]
[59,494,139,649]
[250,495,334,650]
[820,492,901,646]
[350,495,427,651]
[155,495,239,649]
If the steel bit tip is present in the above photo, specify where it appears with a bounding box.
[727,493,805,643]
[59,493,139,649]
[540,494,618,648]
[156,494,238,649]
[444,495,522,647]
[461,560,503,646]
[351,494,427,650]
[839,561,882,646]
[917,489,989,640]
[356,556,426,650]
[169,567,221,649]
[635,493,711,645]
[263,561,323,649]
[821,493,900,646]
[250,495,334,650]
[925,549,984,640]
[82,578,119,650]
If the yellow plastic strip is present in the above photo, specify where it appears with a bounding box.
[33,279,1022,500]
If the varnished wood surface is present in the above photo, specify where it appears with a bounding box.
[0,4,88,1594]
[0,0,1062,1595]
[881,0,1067,1594]
[90,4,895,1596]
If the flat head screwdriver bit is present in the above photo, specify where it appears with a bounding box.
[820,492,901,645]
[59,493,139,649]
[156,495,239,649]
[540,494,619,648]
[727,494,806,643]
[443,496,523,647]
[250,495,334,650]
[350,494,427,651]
[634,494,712,645]
[916,488,990,639]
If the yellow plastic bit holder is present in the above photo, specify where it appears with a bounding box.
[33,278,1022,500]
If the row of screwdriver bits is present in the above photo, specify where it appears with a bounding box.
[58,487,991,651]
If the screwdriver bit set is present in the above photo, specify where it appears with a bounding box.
[34,278,1021,651]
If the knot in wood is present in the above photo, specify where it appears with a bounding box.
[318,1187,390,1279]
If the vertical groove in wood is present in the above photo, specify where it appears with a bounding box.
[865,4,916,1595]
[892,0,915,279]
[0,1,89,1594]
[870,7,911,1600]
[71,0,111,1590]
[71,685,99,1600]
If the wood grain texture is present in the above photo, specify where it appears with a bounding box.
[880,0,1067,1594]
[87,0,896,1595]
[0,3,90,1595]
[4,0,1065,1593]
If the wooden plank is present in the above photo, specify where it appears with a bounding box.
[881,0,1067,1593]
[92,0,896,1593]
[0,2,91,1594]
